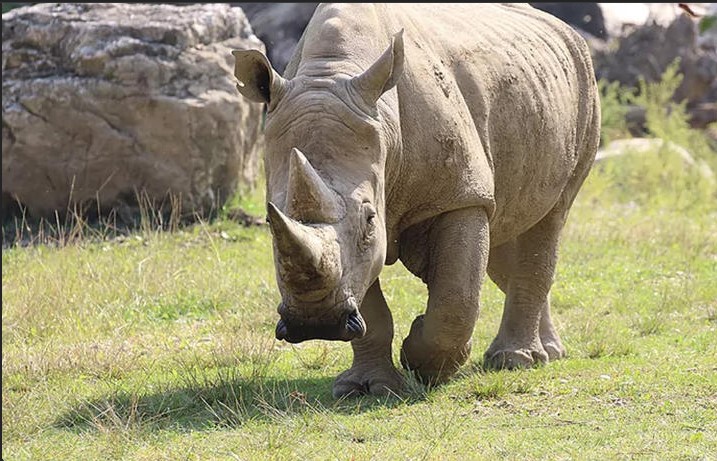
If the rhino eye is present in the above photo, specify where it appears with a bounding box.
[361,202,377,246]
[367,211,376,224]
[362,201,377,225]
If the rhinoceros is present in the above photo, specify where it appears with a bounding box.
[232,3,600,397]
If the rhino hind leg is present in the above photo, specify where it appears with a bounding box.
[484,205,570,370]
[333,279,405,398]
[400,207,489,385]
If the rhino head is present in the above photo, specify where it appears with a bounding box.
[232,31,404,343]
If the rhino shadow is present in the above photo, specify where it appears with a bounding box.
[53,373,431,433]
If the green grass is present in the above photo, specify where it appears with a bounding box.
[3,73,717,459]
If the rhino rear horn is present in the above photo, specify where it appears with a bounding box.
[286,148,343,223]
[351,29,404,105]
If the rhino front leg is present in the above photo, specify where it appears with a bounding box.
[484,206,568,369]
[400,207,489,385]
[333,279,404,398]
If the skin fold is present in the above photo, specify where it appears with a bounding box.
[232,3,601,397]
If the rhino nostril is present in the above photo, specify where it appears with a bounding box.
[275,318,288,340]
[345,310,366,338]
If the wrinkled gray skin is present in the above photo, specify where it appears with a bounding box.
[233,3,600,397]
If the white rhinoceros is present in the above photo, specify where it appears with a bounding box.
[232,3,600,397]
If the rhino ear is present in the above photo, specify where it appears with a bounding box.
[231,49,286,104]
[351,29,404,106]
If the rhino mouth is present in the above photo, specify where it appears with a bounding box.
[275,300,366,343]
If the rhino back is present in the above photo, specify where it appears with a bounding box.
[284,4,600,246]
[387,4,598,241]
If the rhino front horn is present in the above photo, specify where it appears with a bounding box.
[286,148,343,223]
[266,202,341,300]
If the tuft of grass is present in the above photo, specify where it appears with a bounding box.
[2,189,188,249]
[707,306,717,323]
[631,312,667,337]
[584,338,635,360]
[466,371,533,401]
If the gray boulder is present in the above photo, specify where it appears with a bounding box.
[596,138,715,183]
[530,3,606,39]
[592,12,717,134]
[2,3,265,220]
[593,13,715,106]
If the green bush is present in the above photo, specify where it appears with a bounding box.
[598,79,634,145]
[592,59,717,213]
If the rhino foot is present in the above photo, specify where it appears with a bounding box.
[332,363,405,398]
[483,344,549,370]
[541,338,566,361]
[400,316,472,386]
[540,323,567,361]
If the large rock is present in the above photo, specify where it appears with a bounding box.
[530,3,607,39]
[590,11,717,133]
[596,138,715,183]
[531,3,689,41]
[2,3,265,220]
[597,3,685,38]
[593,13,715,103]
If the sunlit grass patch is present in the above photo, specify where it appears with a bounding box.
[3,65,717,460]
[463,370,534,401]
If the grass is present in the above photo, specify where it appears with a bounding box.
[3,72,717,459]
